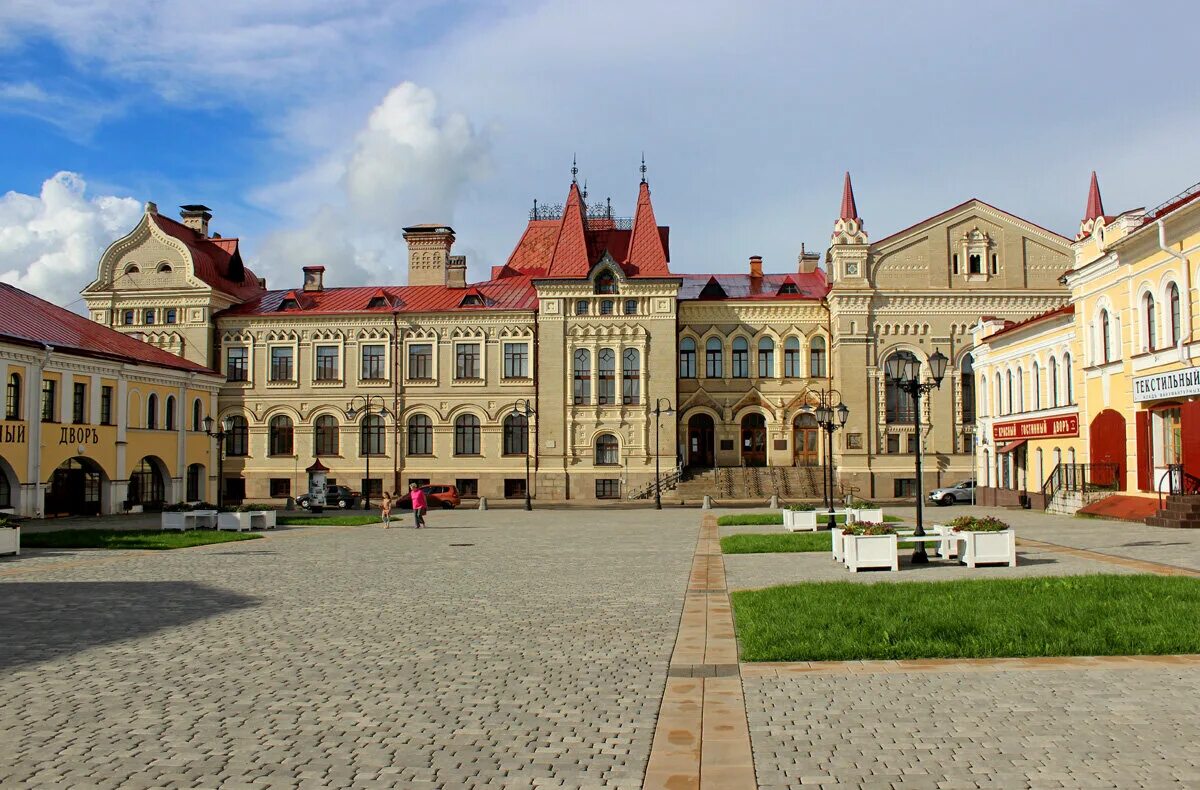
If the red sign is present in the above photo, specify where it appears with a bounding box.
[992,414,1079,441]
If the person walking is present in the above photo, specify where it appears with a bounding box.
[380,492,392,528]
[409,482,428,529]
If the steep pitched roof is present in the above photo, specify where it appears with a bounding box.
[0,283,215,374]
[150,214,265,300]
[1084,171,1105,222]
[624,181,669,275]
[840,171,860,221]
[546,182,591,277]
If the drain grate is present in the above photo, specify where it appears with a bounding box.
[449,543,475,547]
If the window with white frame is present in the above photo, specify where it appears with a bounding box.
[315,345,340,381]
[503,342,529,379]
[361,344,386,380]
[408,343,433,380]
[455,342,481,380]
[226,347,248,382]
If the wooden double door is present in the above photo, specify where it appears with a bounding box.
[793,414,820,466]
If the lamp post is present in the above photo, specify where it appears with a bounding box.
[884,349,949,563]
[202,415,233,509]
[510,399,535,511]
[346,394,390,511]
[653,398,675,510]
[812,395,849,529]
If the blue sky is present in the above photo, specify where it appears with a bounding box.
[2,1,1200,307]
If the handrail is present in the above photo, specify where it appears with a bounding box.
[1158,463,1200,508]
[1041,462,1120,508]
[627,461,684,499]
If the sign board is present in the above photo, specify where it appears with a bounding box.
[1133,366,1200,403]
[992,413,1078,441]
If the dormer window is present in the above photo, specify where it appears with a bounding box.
[698,277,728,300]
[594,272,618,294]
[460,294,484,308]
[279,298,299,311]
[367,296,389,308]
[778,283,799,295]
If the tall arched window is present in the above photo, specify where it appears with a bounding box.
[165,395,176,430]
[192,398,203,432]
[994,373,1002,415]
[809,336,827,377]
[731,337,749,378]
[1032,361,1041,410]
[784,337,801,377]
[1064,353,1074,404]
[595,433,619,465]
[1015,368,1024,413]
[503,413,528,456]
[1169,283,1182,347]
[314,414,339,456]
[1005,370,1013,415]
[573,349,591,405]
[1100,309,1112,362]
[1144,293,1157,350]
[597,348,616,405]
[961,354,975,421]
[622,348,641,404]
[146,394,158,429]
[6,372,20,420]
[757,338,775,378]
[885,351,918,423]
[1049,356,1059,407]
[678,338,696,379]
[594,272,618,294]
[705,338,723,378]
[226,416,249,456]
[269,415,294,456]
[407,414,432,455]
[454,414,480,456]
[360,414,385,456]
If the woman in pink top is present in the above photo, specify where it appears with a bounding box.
[409,482,428,529]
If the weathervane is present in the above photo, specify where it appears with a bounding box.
[640,152,647,184]
[571,154,578,184]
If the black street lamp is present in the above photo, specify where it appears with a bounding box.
[884,348,949,563]
[510,399,535,511]
[653,398,675,510]
[347,394,390,511]
[202,415,233,509]
[813,396,849,529]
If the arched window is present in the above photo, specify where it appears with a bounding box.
[961,354,975,421]
[6,372,20,420]
[192,398,203,432]
[1144,293,1157,350]
[595,433,619,465]
[624,299,637,315]
[885,351,918,423]
[705,338,723,378]
[575,300,589,316]
[622,348,641,404]
[314,415,339,456]
[146,394,158,429]
[600,300,614,316]
[731,337,749,378]
[454,414,481,455]
[1015,368,1024,413]
[594,272,618,294]
[226,416,249,456]
[124,263,140,274]
[407,414,433,455]
[269,415,294,456]
[1005,370,1013,415]
[1169,283,1182,347]
[679,338,696,378]
[156,262,172,273]
[1049,356,1059,407]
[784,337,801,377]
[809,336,827,377]
[1032,361,1041,411]
[165,395,176,430]
[360,414,385,456]
[757,337,775,378]
[982,450,991,487]
[994,373,1002,414]
[1064,353,1074,404]
[1100,309,1112,363]
[598,349,616,405]
[503,413,528,455]
[573,349,591,404]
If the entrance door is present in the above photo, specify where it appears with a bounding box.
[741,414,767,467]
[1089,409,1126,490]
[793,414,819,466]
[46,458,102,516]
[687,414,715,468]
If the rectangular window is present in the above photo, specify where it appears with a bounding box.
[809,343,827,378]
[504,478,527,499]
[455,343,481,380]
[907,434,918,454]
[886,433,900,454]
[41,380,55,422]
[5,373,19,420]
[224,478,246,503]
[679,346,696,379]
[165,308,177,324]
[100,386,113,425]
[361,344,386,380]
[758,346,773,378]
[893,478,917,498]
[315,346,340,381]
[784,346,800,377]
[622,349,640,405]
[123,310,135,325]
[269,478,291,497]
[362,478,383,498]
[732,346,749,378]
[144,309,156,325]
[503,342,529,379]
[226,347,248,382]
[706,345,722,378]
[456,478,478,497]
[598,352,616,405]
[72,382,86,424]
[269,347,294,381]
[573,351,591,405]
[408,343,433,380]
[596,479,620,499]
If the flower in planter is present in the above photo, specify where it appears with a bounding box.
[0,517,19,529]
[950,515,1010,532]
[843,521,895,536]
[786,504,817,511]
[163,503,193,512]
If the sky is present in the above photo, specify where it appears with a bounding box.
[2,0,1200,309]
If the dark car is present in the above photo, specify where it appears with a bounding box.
[396,484,461,510]
[296,485,360,510]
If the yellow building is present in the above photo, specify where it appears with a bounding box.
[0,283,223,517]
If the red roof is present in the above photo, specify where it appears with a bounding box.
[1084,171,1105,222]
[0,283,215,374]
[625,181,670,275]
[151,214,266,301]
[840,172,860,221]
[982,304,1074,343]
[547,182,591,277]
[678,270,829,301]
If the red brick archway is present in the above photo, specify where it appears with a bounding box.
[1089,409,1126,490]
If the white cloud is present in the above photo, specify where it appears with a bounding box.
[0,172,141,309]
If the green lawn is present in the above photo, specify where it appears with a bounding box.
[20,529,261,550]
[732,575,1200,661]
[717,513,902,526]
[721,532,832,554]
[277,515,380,526]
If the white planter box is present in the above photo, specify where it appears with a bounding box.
[780,509,793,529]
[784,509,818,532]
[957,529,1016,568]
[217,512,253,532]
[161,512,190,531]
[931,525,958,560]
[250,510,276,529]
[192,510,218,529]
[0,527,18,556]
[831,526,844,562]
[855,508,884,524]
[843,533,899,573]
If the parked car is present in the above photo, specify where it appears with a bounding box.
[296,485,361,510]
[928,479,976,506]
[396,484,461,510]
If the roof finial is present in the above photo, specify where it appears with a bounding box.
[606,196,613,219]
[640,152,647,184]
[582,178,588,201]
[571,154,578,184]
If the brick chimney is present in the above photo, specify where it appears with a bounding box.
[179,204,212,236]
[403,224,456,287]
[749,255,763,280]
[446,255,467,289]
[798,243,820,274]
[303,265,325,292]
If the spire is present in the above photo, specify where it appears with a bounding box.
[839,171,860,221]
[547,180,590,276]
[1084,171,1104,222]
[640,152,647,184]
[571,154,578,184]
[626,177,669,275]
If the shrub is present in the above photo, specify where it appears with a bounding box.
[843,521,895,536]
[162,503,192,512]
[0,516,18,528]
[848,498,877,509]
[950,515,1010,532]
[786,504,817,511]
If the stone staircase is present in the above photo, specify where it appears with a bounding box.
[673,466,823,502]
[1145,495,1200,529]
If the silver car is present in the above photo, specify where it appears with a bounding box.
[928,479,976,505]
